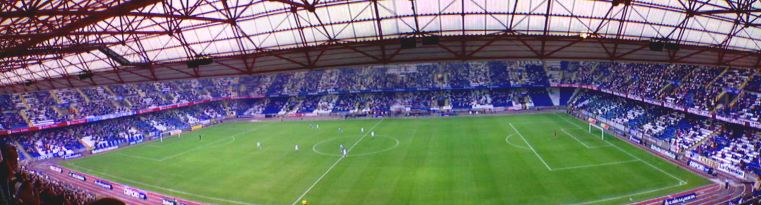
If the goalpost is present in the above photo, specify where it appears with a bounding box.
[587,118,607,140]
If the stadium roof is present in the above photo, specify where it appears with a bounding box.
[2,0,761,93]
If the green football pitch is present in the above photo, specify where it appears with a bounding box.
[62,112,711,205]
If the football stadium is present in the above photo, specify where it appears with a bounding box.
[1,0,761,205]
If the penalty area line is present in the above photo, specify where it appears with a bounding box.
[508,122,553,171]
[555,113,687,184]
[551,159,639,171]
[290,118,385,205]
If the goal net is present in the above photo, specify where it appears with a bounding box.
[587,118,608,140]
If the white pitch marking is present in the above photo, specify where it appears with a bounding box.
[556,113,585,129]
[157,123,270,161]
[560,129,612,149]
[290,118,385,205]
[566,182,684,205]
[67,162,258,205]
[555,113,686,184]
[509,122,553,171]
[604,140,686,184]
[551,159,639,171]
[312,135,400,157]
[504,134,530,150]
[561,128,594,148]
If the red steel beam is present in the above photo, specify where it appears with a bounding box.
[0,10,228,23]
[0,31,171,39]
[694,9,761,15]
[267,0,314,11]
[0,0,164,54]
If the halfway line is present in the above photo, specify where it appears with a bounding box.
[290,118,385,205]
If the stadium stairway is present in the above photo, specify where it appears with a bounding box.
[714,90,727,106]
[18,110,33,128]
[657,83,674,99]
[737,74,754,91]
[152,83,169,102]
[229,85,238,97]
[18,94,30,110]
[708,68,730,87]
[135,85,147,98]
[76,88,90,103]
[729,91,745,108]
[682,131,721,155]
[660,70,694,99]
[588,62,603,81]
[103,86,116,97]
[52,106,70,118]
[528,89,554,107]
[713,90,728,112]
[548,88,561,106]
[50,90,63,104]
[78,137,93,150]
[722,77,754,109]
[559,88,576,106]
[13,141,33,160]
[239,83,247,94]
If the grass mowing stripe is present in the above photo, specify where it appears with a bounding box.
[508,122,553,171]
[66,162,258,205]
[290,118,385,205]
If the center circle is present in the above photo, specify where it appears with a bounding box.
[312,135,400,157]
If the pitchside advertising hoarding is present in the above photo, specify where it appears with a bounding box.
[718,163,746,178]
[68,172,86,181]
[91,146,118,154]
[663,193,697,205]
[162,199,187,205]
[650,144,677,159]
[49,166,63,173]
[628,136,642,144]
[688,160,713,174]
[63,153,82,159]
[123,187,148,200]
[94,180,113,190]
